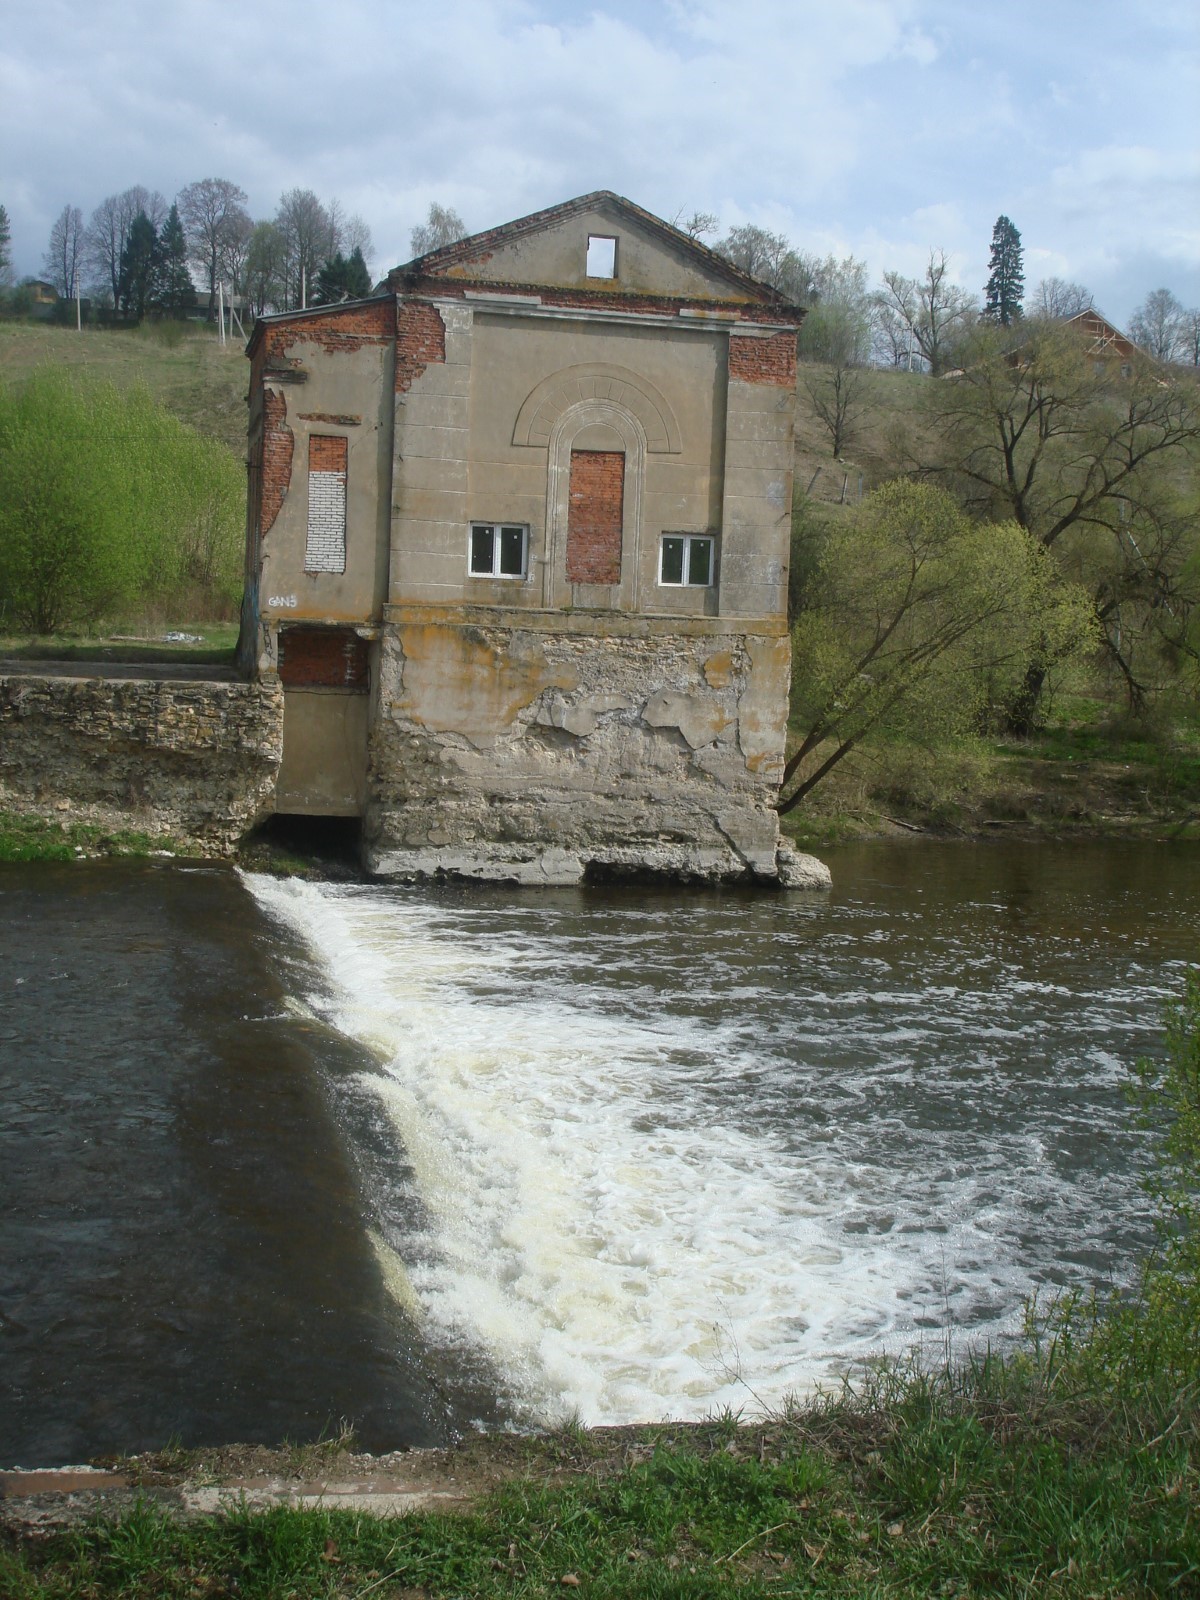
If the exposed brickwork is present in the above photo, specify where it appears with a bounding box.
[260,390,293,534]
[728,330,797,386]
[395,302,447,393]
[308,435,347,472]
[278,626,370,689]
[260,301,395,363]
[566,450,624,584]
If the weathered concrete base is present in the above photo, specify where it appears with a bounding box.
[362,611,829,889]
[0,672,284,853]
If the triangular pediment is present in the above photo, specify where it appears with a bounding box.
[387,192,791,309]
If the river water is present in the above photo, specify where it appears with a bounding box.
[2,842,1197,1465]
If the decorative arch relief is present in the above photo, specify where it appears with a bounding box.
[513,363,681,454]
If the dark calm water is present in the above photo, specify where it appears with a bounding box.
[1,842,1197,1465]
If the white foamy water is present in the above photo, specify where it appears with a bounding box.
[244,853,1188,1426]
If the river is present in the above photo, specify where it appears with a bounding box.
[1,841,1196,1465]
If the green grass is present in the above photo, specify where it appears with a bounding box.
[0,623,239,665]
[0,321,247,456]
[4,1364,1197,1597]
[0,811,189,863]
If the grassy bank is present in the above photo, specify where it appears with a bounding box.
[4,1358,1197,1597]
[0,811,190,863]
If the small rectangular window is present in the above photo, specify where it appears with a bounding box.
[586,235,617,278]
[659,533,715,587]
[469,522,529,579]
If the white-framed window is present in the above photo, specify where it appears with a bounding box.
[469,522,529,579]
[586,235,618,278]
[659,533,714,587]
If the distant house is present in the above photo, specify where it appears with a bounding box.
[239,191,812,885]
[1061,309,1140,375]
[24,280,58,320]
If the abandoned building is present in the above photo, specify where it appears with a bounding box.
[239,191,823,886]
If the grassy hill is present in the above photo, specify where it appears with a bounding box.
[0,321,248,456]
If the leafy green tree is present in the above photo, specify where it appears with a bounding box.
[149,203,196,316]
[243,220,286,317]
[983,215,1024,325]
[780,481,1080,811]
[0,372,243,632]
[925,319,1200,720]
[313,246,372,303]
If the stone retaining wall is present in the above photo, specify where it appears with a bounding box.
[0,674,284,852]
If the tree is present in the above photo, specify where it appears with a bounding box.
[410,202,466,257]
[243,221,287,317]
[1129,288,1186,363]
[0,205,12,286]
[671,208,719,240]
[983,215,1024,325]
[780,481,1063,811]
[149,203,196,317]
[43,205,84,299]
[313,247,372,304]
[925,319,1200,720]
[340,213,375,274]
[1027,277,1092,319]
[874,252,977,375]
[178,178,251,320]
[84,187,166,308]
[713,224,815,301]
[117,212,159,322]
[275,188,337,308]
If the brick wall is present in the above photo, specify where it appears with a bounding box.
[728,330,797,387]
[304,435,348,573]
[395,302,447,393]
[566,450,624,584]
[260,390,294,534]
[278,627,369,689]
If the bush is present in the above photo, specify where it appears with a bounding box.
[0,370,243,632]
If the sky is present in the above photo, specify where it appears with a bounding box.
[2,0,1198,327]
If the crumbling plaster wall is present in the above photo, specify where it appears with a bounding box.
[364,609,793,885]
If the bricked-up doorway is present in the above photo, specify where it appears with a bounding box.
[275,625,371,817]
[566,449,624,584]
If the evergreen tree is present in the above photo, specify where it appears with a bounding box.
[117,212,159,321]
[149,203,196,316]
[313,246,372,304]
[983,215,1024,326]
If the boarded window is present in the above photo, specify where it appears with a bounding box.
[278,626,369,689]
[305,435,347,573]
[566,449,624,584]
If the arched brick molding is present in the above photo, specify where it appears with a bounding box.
[513,363,681,455]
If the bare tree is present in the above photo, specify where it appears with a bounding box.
[1181,307,1200,367]
[713,224,815,301]
[217,209,255,303]
[341,213,375,274]
[85,187,166,308]
[873,252,978,376]
[43,205,84,298]
[1129,288,1187,363]
[0,204,13,286]
[671,208,719,240]
[272,190,338,310]
[178,178,251,319]
[410,203,466,257]
[1027,277,1093,319]
[243,221,287,317]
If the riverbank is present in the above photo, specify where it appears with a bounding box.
[4,1361,1197,1596]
